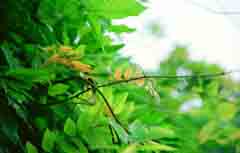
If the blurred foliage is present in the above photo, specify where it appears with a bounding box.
[0,0,240,153]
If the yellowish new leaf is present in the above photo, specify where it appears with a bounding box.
[59,45,74,52]
[134,68,145,86]
[114,68,122,80]
[71,61,92,73]
[124,68,132,79]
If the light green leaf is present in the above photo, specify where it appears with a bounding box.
[42,129,56,152]
[121,144,137,153]
[147,127,176,140]
[85,0,146,19]
[102,87,113,104]
[109,25,136,34]
[139,142,176,151]
[109,120,129,144]
[26,142,38,153]
[206,81,219,96]
[48,83,69,96]
[198,120,218,144]
[64,118,76,136]
[77,113,91,133]
[129,120,147,142]
[217,102,237,121]
[114,92,128,114]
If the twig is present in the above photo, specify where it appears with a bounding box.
[43,70,239,106]
[97,70,232,88]
[84,78,129,134]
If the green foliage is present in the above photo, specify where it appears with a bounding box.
[48,83,70,96]
[26,142,38,153]
[42,129,56,152]
[64,118,77,136]
[1,0,240,153]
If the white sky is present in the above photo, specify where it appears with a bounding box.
[115,0,240,79]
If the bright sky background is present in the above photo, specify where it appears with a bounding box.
[115,0,240,79]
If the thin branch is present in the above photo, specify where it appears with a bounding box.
[97,70,234,88]
[42,70,239,106]
[41,87,92,106]
[85,78,129,134]
[95,87,129,133]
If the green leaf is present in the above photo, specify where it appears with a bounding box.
[7,68,55,83]
[71,138,89,153]
[114,92,128,114]
[206,81,219,96]
[77,112,91,133]
[146,127,176,140]
[57,141,78,153]
[102,87,113,104]
[120,144,137,153]
[198,120,218,144]
[139,143,176,151]
[42,129,56,152]
[64,118,76,136]
[38,0,82,26]
[109,25,136,34]
[34,117,48,131]
[48,83,69,96]
[1,43,20,68]
[26,142,38,153]
[84,127,112,147]
[85,0,146,19]
[0,102,20,144]
[217,102,237,121]
[129,120,147,142]
[109,120,129,144]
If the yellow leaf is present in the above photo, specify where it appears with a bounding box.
[58,58,71,65]
[70,61,92,73]
[59,45,73,52]
[48,54,60,62]
[124,68,132,79]
[134,68,144,86]
[42,46,55,52]
[47,54,70,65]
[114,68,122,80]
